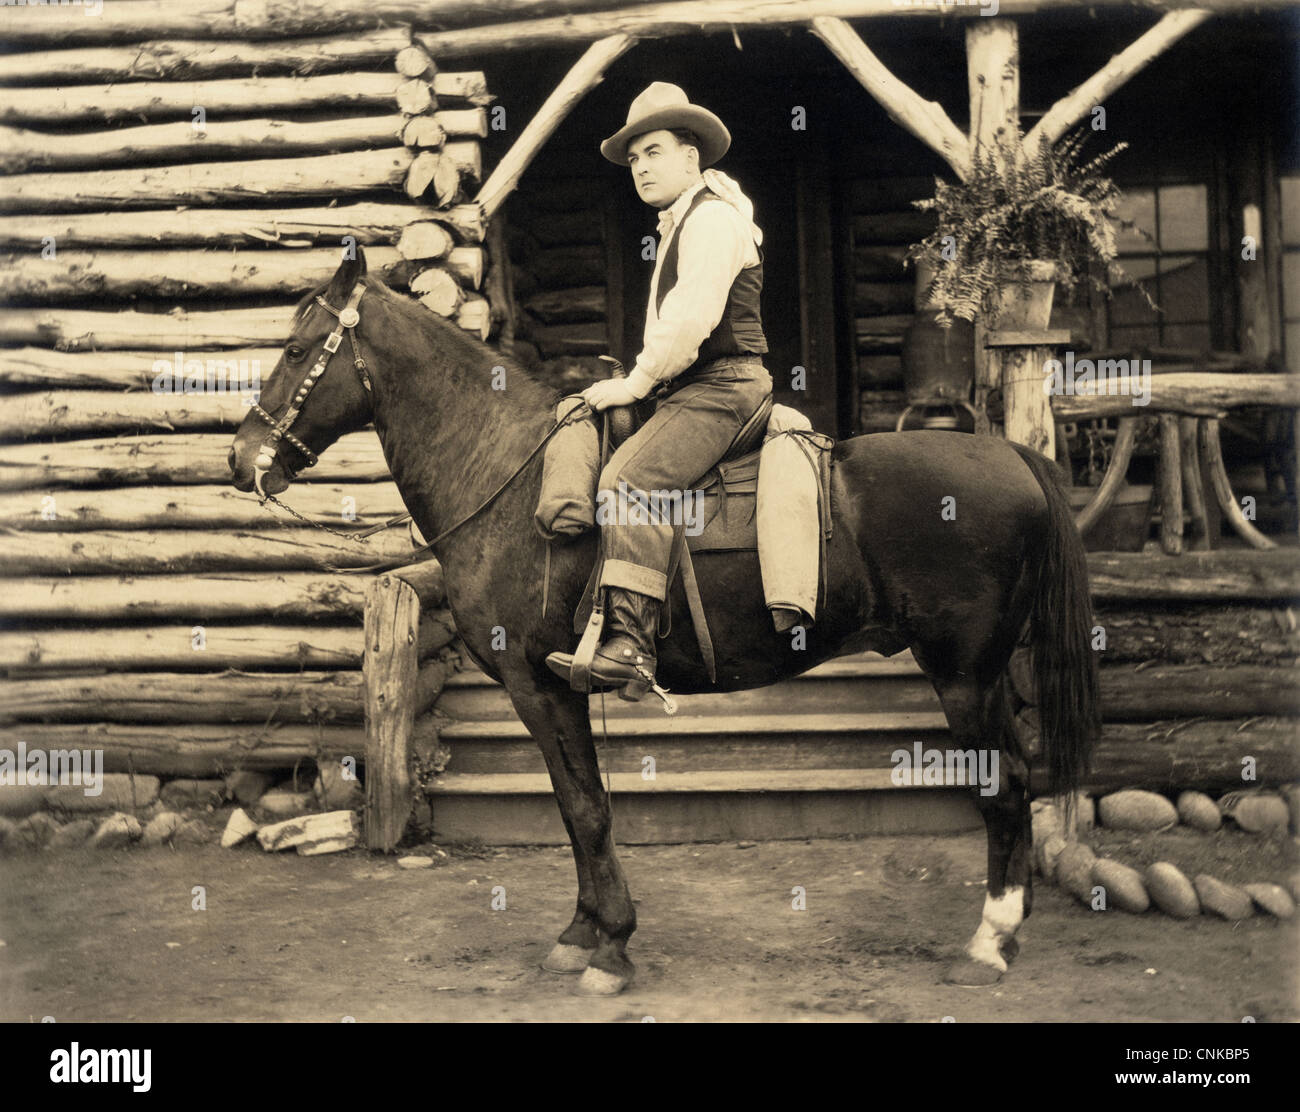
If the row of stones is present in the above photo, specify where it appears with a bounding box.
[1088,787,1296,836]
[0,769,365,853]
[1032,792,1299,921]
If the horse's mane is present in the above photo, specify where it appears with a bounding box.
[295,271,560,417]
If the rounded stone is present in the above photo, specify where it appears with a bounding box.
[1194,874,1254,921]
[171,820,209,846]
[1176,790,1221,832]
[1285,872,1300,905]
[1282,783,1300,835]
[140,811,185,847]
[48,818,96,849]
[1242,883,1295,919]
[1091,858,1149,913]
[1036,833,1067,883]
[1144,862,1200,919]
[13,812,61,849]
[1055,842,1097,905]
[1098,790,1178,832]
[1229,795,1290,836]
[90,813,142,849]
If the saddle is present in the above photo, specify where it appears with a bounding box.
[537,390,833,703]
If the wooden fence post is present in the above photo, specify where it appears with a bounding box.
[364,573,421,851]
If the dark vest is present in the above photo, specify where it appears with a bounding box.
[652,187,768,371]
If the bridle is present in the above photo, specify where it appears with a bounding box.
[244,276,591,570]
[250,281,371,499]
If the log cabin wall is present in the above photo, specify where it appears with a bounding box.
[505,168,612,392]
[849,173,934,433]
[0,16,498,787]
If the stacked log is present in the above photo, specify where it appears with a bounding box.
[506,173,611,389]
[386,39,495,336]
[1011,549,1300,795]
[0,23,487,784]
[850,176,935,433]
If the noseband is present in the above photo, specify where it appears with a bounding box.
[250,281,371,498]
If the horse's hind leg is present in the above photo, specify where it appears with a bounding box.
[505,672,637,996]
[929,673,1032,987]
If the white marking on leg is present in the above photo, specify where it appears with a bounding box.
[965,886,1025,971]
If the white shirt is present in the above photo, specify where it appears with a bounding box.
[623,179,762,400]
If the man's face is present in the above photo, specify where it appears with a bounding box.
[626,129,698,209]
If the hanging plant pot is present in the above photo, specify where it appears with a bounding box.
[898,257,977,431]
[989,260,1059,331]
[901,311,975,404]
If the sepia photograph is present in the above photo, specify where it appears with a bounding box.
[0,0,1297,1054]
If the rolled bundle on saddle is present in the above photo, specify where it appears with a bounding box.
[534,396,831,636]
[533,396,599,540]
[759,404,831,632]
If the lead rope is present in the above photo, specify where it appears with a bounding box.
[330,400,593,574]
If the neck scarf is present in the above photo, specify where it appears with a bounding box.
[655,170,763,246]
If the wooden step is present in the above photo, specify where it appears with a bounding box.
[439,710,947,741]
[438,652,941,721]
[428,654,968,843]
[432,768,927,794]
[429,774,982,844]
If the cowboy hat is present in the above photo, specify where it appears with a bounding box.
[600,82,731,168]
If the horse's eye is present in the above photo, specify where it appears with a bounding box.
[285,344,307,362]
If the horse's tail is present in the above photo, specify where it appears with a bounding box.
[1008,442,1100,798]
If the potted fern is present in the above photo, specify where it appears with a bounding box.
[907,127,1149,332]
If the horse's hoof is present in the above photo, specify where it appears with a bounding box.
[541,943,594,974]
[573,965,631,996]
[942,958,1004,987]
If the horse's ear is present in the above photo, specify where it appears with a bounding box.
[325,245,367,304]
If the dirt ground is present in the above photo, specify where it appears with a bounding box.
[2,830,1296,1023]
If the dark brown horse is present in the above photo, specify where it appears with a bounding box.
[229,250,1099,997]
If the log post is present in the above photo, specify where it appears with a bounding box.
[1178,416,1211,551]
[364,574,422,851]
[1156,413,1183,555]
[1074,416,1139,535]
[1200,418,1277,550]
[967,20,1057,456]
[987,329,1060,458]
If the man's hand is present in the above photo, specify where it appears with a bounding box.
[581,377,640,411]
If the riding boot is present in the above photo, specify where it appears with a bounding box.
[588,587,661,695]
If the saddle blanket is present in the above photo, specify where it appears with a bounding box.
[534,399,832,629]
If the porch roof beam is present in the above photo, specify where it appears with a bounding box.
[475,34,634,220]
[810,17,972,181]
[417,0,1290,58]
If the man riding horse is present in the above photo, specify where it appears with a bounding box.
[547,82,773,698]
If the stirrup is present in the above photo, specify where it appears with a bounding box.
[543,650,677,715]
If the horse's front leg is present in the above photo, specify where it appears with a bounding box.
[505,671,638,995]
